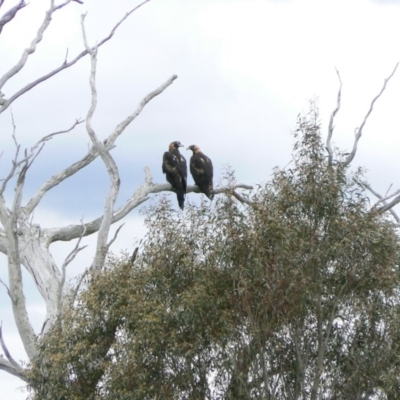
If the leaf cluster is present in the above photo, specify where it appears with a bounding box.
[27,106,400,399]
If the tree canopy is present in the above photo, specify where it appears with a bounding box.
[27,105,400,399]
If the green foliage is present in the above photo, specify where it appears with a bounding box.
[28,105,400,399]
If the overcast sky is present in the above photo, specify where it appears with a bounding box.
[1,0,400,397]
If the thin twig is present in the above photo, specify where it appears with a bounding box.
[0,322,23,371]
[0,278,14,303]
[106,223,125,252]
[326,68,342,165]
[58,222,87,312]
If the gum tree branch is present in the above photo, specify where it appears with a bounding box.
[81,13,121,271]
[326,68,342,166]
[57,222,87,313]
[0,277,14,302]
[0,0,150,113]
[359,180,400,224]
[341,62,399,168]
[24,74,177,217]
[0,356,27,381]
[4,160,37,359]
[0,0,27,35]
[0,0,81,93]
[46,168,253,242]
[106,223,125,253]
[0,322,23,372]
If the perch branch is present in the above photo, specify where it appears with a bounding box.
[0,0,150,113]
[46,168,253,242]
[326,68,342,166]
[341,62,399,167]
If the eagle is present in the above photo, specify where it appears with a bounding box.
[162,141,187,210]
[187,145,214,200]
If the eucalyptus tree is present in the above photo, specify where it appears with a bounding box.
[27,82,400,398]
[0,0,249,386]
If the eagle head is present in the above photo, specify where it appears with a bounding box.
[169,141,184,151]
[186,144,201,153]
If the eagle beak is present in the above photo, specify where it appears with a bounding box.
[186,146,191,150]
[178,143,184,147]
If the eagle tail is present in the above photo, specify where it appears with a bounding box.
[203,184,214,200]
[177,191,185,210]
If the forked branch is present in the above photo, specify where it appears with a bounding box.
[0,0,151,113]
[81,13,121,271]
[341,62,399,168]
[359,180,400,225]
[0,0,82,93]
[24,74,176,217]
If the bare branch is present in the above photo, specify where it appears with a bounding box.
[106,223,125,252]
[31,118,84,151]
[379,197,400,216]
[0,114,20,196]
[24,74,176,217]
[4,154,37,359]
[46,168,253,243]
[0,356,27,381]
[106,74,178,147]
[58,222,87,313]
[326,68,342,165]
[232,190,252,205]
[0,0,76,92]
[360,180,400,223]
[70,269,89,306]
[0,0,27,35]
[0,323,23,372]
[342,62,399,167]
[81,13,121,271]
[0,277,14,302]
[0,0,151,113]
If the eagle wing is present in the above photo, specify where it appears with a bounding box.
[163,151,187,190]
[190,154,213,184]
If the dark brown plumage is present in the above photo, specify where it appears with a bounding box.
[187,145,214,200]
[162,141,187,210]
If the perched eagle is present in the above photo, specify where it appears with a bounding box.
[187,145,214,200]
[162,141,187,210]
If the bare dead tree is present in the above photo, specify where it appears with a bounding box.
[0,0,252,384]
